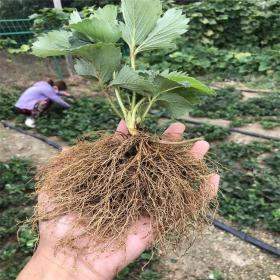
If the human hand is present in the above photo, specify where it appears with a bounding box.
[17,121,219,280]
[60,91,71,97]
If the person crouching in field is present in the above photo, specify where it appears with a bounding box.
[15,79,71,128]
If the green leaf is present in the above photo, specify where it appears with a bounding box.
[8,44,30,54]
[68,32,90,48]
[154,75,184,93]
[70,5,121,43]
[163,72,215,95]
[155,75,200,105]
[110,65,155,95]
[120,0,162,49]
[72,44,121,83]
[74,59,98,80]
[136,8,189,54]
[69,9,82,25]
[94,5,118,22]
[171,88,201,104]
[32,30,72,57]
[157,93,192,118]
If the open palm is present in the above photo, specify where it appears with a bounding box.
[18,121,219,280]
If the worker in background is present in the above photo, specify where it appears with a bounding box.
[15,79,71,128]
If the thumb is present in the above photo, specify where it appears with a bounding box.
[161,122,186,142]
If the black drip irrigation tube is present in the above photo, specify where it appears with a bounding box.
[2,121,62,150]
[212,219,280,257]
[2,121,280,257]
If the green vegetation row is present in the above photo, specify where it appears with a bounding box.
[144,0,280,81]
[34,103,231,144]
[3,0,280,49]
[191,87,280,129]
[1,87,279,142]
[2,0,280,83]
[141,45,280,83]
[183,0,280,49]
[213,141,280,231]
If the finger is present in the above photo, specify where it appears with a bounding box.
[161,122,186,141]
[115,120,129,138]
[207,173,220,198]
[190,140,210,160]
[125,217,153,263]
[85,217,153,272]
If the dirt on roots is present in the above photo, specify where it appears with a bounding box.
[34,133,217,253]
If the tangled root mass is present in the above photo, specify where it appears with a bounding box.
[34,133,217,252]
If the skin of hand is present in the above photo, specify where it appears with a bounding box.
[53,86,71,96]
[17,121,220,280]
[61,91,71,97]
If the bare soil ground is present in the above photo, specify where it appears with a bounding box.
[0,51,67,89]
[0,124,57,165]
[157,226,279,280]
[0,51,98,97]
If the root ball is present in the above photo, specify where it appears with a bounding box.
[34,134,217,252]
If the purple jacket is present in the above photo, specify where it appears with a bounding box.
[15,81,70,110]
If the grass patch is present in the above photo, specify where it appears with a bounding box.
[116,251,160,280]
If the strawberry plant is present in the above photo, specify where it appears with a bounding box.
[32,1,214,135]
[31,0,217,253]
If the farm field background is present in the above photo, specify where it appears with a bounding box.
[0,0,279,279]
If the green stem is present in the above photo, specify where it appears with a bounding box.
[126,45,142,135]
[160,86,183,93]
[130,48,136,70]
[115,88,127,118]
[131,92,136,108]
[130,47,137,109]
[126,98,146,135]
[132,98,146,121]
[104,89,123,119]
[141,99,154,121]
